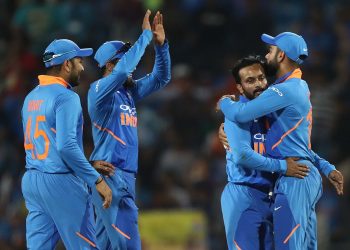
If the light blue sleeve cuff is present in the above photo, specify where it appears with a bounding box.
[142,29,153,41]
[324,164,336,177]
[86,171,101,188]
[279,159,287,174]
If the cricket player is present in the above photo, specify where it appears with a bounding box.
[218,55,342,250]
[219,55,311,250]
[87,10,171,250]
[21,39,113,250]
[219,32,344,249]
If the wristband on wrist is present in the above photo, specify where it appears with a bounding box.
[95,176,103,185]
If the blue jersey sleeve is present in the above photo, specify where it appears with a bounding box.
[55,93,100,187]
[92,30,153,106]
[131,40,171,101]
[310,150,336,177]
[220,85,292,123]
[237,144,287,173]
[225,119,287,173]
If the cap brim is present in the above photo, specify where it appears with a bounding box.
[77,48,93,57]
[261,34,276,45]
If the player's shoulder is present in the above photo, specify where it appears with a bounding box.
[285,77,309,94]
[23,86,43,106]
[284,76,305,87]
[55,89,80,106]
[24,86,38,99]
[267,83,286,97]
[59,87,78,97]
[46,83,75,96]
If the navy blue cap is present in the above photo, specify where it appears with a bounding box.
[261,32,308,64]
[94,41,129,68]
[43,39,93,68]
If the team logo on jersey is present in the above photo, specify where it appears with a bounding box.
[253,133,266,155]
[253,133,266,142]
[119,104,137,127]
[120,105,137,115]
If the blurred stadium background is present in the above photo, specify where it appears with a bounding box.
[0,0,350,249]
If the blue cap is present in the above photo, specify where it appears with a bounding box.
[43,39,93,68]
[261,32,308,64]
[94,41,129,68]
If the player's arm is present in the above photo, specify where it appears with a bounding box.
[225,119,309,178]
[310,150,344,195]
[130,41,171,101]
[238,144,288,173]
[310,150,336,177]
[56,93,113,208]
[131,11,171,101]
[219,85,292,123]
[56,93,101,187]
[225,119,286,172]
[93,11,153,105]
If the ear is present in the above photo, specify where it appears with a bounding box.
[278,50,286,63]
[236,84,244,95]
[63,60,72,73]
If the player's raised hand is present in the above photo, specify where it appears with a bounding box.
[91,160,115,177]
[142,9,152,31]
[96,178,113,208]
[285,157,310,178]
[152,11,165,46]
[328,170,344,195]
[218,123,230,150]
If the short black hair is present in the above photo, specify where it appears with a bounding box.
[46,58,75,74]
[46,64,61,74]
[231,55,266,84]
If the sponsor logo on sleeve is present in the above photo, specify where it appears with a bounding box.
[269,86,283,96]
[95,80,100,92]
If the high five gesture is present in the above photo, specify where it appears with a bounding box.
[152,11,165,46]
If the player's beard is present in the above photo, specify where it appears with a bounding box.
[265,55,279,77]
[253,86,266,98]
[244,92,254,100]
[243,86,266,100]
[68,65,81,87]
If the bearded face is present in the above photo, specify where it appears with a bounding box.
[68,57,84,87]
[265,45,280,77]
[236,63,268,100]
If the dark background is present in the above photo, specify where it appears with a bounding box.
[0,0,349,249]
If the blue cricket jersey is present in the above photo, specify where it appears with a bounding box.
[224,96,286,191]
[221,69,335,176]
[88,30,171,173]
[21,75,100,187]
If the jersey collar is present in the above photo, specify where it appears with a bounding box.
[273,68,302,85]
[38,75,72,88]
